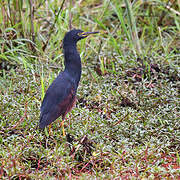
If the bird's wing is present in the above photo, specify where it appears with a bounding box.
[39,72,76,129]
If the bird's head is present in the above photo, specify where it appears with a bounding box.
[63,29,99,45]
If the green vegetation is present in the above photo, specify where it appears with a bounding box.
[0,0,179,178]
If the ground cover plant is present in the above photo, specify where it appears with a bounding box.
[0,0,180,179]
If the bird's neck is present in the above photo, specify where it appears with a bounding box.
[63,43,82,84]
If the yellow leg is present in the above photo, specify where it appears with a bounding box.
[61,120,66,136]
[48,124,52,136]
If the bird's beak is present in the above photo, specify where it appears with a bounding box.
[80,31,99,37]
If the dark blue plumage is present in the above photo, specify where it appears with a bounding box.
[39,29,98,130]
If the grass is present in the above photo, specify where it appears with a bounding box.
[0,0,180,179]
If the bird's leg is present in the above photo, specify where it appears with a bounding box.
[48,124,52,136]
[69,114,71,127]
[62,120,66,136]
[60,119,66,136]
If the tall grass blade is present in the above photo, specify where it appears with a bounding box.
[124,0,142,55]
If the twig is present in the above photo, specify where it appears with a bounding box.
[1,0,7,28]
[69,0,72,30]
[17,0,24,37]
[36,0,47,10]
[158,0,170,26]
[11,102,28,129]
[165,5,180,16]
[71,135,87,159]
[29,0,35,43]
[113,113,129,126]
[7,0,13,27]
[31,0,47,14]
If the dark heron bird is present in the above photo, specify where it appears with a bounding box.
[39,29,99,135]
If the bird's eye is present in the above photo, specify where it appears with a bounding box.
[78,32,87,37]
